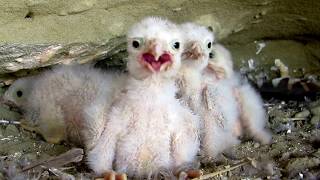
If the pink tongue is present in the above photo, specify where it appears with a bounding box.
[151,61,161,71]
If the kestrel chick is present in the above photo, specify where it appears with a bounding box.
[87,17,200,179]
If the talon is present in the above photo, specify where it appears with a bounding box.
[102,171,127,180]
[103,171,116,180]
[178,169,202,180]
[178,171,188,180]
[186,169,202,179]
[115,173,127,180]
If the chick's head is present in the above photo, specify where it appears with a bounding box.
[208,44,234,79]
[2,77,33,109]
[127,17,183,79]
[180,23,215,71]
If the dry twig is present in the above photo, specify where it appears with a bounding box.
[282,117,308,122]
[22,148,83,172]
[192,160,249,180]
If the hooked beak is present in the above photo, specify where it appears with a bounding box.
[182,41,204,60]
[0,96,23,115]
[146,39,162,60]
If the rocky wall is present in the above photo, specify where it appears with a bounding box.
[0,0,319,77]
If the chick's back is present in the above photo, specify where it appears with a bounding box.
[7,64,126,147]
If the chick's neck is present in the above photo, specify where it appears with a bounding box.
[127,75,177,96]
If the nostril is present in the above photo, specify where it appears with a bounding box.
[159,53,171,63]
[142,53,155,63]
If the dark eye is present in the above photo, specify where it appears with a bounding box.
[207,42,212,49]
[16,90,23,97]
[132,40,140,48]
[173,42,180,49]
[209,52,214,59]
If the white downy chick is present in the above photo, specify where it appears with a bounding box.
[2,65,126,149]
[178,23,240,160]
[87,17,200,179]
[177,23,213,112]
[208,44,272,144]
[2,76,34,112]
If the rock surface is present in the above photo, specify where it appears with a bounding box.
[294,110,310,118]
[1,0,319,44]
[0,0,319,76]
[311,106,320,116]
[0,37,126,76]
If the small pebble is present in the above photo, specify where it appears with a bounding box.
[311,106,320,116]
[299,173,304,178]
[4,124,19,137]
[294,110,310,118]
[309,99,320,108]
[311,116,320,126]
[254,142,260,148]
[313,149,320,158]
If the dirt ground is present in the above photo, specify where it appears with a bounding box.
[201,98,320,179]
[0,95,319,180]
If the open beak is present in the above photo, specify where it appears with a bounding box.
[0,96,23,114]
[182,41,204,60]
[140,39,173,72]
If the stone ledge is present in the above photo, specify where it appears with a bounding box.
[0,36,126,74]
